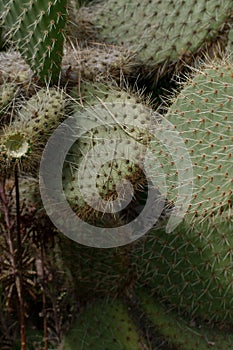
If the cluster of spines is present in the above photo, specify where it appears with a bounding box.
[0,83,18,120]
[0,51,33,84]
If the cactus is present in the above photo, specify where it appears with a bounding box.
[136,291,233,350]
[62,81,158,222]
[0,51,33,84]
[162,60,232,222]
[60,298,149,350]
[0,83,17,109]
[60,291,233,350]
[54,81,162,297]
[62,43,139,83]
[0,83,18,121]
[135,60,233,322]
[0,45,138,86]
[0,0,232,347]
[0,87,65,174]
[67,0,98,44]
[68,0,233,80]
[227,26,233,56]
[55,234,136,299]
[1,0,68,83]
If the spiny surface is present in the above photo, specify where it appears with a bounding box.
[62,82,158,221]
[137,291,233,350]
[57,234,136,298]
[163,61,233,222]
[135,61,233,322]
[1,0,67,82]
[0,83,18,124]
[70,0,233,78]
[61,299,148,350]
[0,87,65,173]
[0,51,32,84]
[62,43,139,82]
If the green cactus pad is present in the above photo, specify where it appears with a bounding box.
[1,0,68,83]
[61,299,149,350]
[135,60,233,322]
[70,0,233,79]
[136,291,233,350]
[136,215,233,322]
[0,87,65,173]
[56,234,136,299]
[164,61,233,222]
[62,82,158,222]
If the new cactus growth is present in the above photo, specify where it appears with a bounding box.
[69,0,233,80]
[1,0,68,83]
[135,60,233,322]
[0,87,65,173]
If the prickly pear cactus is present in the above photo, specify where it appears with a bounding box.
[164,61,232,222]
[62,44,139,83]
[0,51,32,84]
[56,233,136,299]
[62,81,157,222]
[69,0,233,79]
[0,87,65,173]
[227,26,233,56]
[0,83,18,119]
[1,0,68,82]
[135,60,233,322]
[136,291,233,350]
[0,45,138,86]
[61,299,149,350]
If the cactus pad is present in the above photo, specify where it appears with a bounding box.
[1,0,68,83]
[135,60,233,322]
[70,0,233,79]
[0,87,65,173]
[62,82,158,222]
[61,299,148,350]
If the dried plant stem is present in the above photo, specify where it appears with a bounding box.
[40,243,49,350]
[14,167,27,350]
[0,173,27,350]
